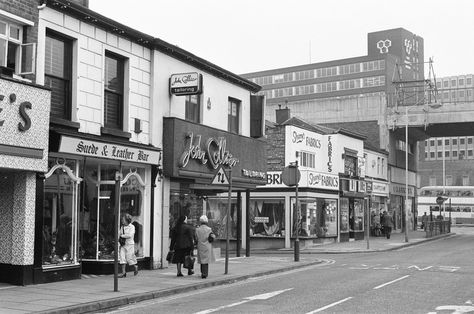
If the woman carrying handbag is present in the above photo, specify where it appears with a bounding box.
[169,215,196,277]
[195,215,215,279]
[118,214,138,277]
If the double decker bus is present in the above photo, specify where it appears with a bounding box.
[417,186,474,224]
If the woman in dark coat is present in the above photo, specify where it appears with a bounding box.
[170,215,196,276]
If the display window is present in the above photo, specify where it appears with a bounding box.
[249,198,285,237]
[80,160,146,261]
[352,199,365,231]
[290,197,338,237]
[42,158,82,267]
[206,196,237,239]
[340,198,349,233]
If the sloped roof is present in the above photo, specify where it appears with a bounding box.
[45,0,261,93]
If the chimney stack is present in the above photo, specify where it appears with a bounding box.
[275,101,290,124]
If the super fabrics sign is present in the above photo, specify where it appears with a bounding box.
[179,132,239,169]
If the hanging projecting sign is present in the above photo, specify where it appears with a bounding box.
[169,72,202,95]
[59,136,160,165]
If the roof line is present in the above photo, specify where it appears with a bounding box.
[45,0,261,93]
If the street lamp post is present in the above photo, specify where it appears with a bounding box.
[405,105,409,243]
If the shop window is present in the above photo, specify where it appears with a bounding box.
[290,198,338,237]
[0,19,35,75]
[228,97,240,134]
[249,199,285,237]
[104,51,125,130]
[185,94,200,123]
[45,30,72,120]
[81,162,146,261]
[43,158,82,267]
[206,196,238,239]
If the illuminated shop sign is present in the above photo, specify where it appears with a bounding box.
[59,136,160,165]
[179,132,239,169]
[169,72,202,95]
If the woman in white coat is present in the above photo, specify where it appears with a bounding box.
[118,213,138,277]
[195,215,215,279]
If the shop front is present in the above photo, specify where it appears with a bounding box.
[389,183,415,231]
[162,117,267,254]
[0,77,50,285]
[34,132,160,282]
[339,177,367,241]
[367,180,389,236]
[252,170,340,249]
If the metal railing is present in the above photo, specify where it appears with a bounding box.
[424,220,451,238]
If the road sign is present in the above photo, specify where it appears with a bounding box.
[436,196,447,205]
[281,165,301,186]
[210,166,229,185]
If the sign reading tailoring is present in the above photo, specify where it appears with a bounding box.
[169,72,202,95]
[59,136,160,165]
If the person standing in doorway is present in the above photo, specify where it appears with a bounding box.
[170,215,196,277]
[195,215,215,279]
[382,210,394,239]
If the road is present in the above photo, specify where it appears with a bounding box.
[104,228,474,314]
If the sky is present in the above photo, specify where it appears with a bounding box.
[90,0,474,78]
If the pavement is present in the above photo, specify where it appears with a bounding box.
[0,229,455,314]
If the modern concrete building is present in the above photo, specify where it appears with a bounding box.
[242,28,425,231]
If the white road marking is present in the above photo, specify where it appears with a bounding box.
[104,260,333,313]
[373,275,410,290]
[193,288,293,314]
[435,305,474,313]
[408,265,433,271]
[305,297,353,314]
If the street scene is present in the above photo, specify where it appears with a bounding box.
[1,0,474,313]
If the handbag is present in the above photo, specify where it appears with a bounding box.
[166,241,176,262]
[184,255,195,269]
[166,250,174,262]
[208,232,215,243]
[119,226,126,246]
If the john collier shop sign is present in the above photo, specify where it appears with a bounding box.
[59,136,160,165]
[162,118,267,186]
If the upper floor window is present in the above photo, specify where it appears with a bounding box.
[185,94,200,123]
[45,31,72,120]
[228,97,240,134]
[0,19,34,75]
[104,52,124,130]
[299,151,315,168]
[344,154,358,177]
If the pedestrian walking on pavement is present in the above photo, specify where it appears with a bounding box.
[195,215,216,279]
[382,210,394,239]
[170,215,196,277]
[118,213,138,278]
[421,212,428,231]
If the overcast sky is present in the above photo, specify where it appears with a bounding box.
[90,0,474,78]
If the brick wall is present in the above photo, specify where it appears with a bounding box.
[265,125,286,171]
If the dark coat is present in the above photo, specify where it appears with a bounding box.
[170,223,196,250]
[382,213,394,228]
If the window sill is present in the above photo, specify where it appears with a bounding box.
[101,127,132,139]
[50,117,80,130]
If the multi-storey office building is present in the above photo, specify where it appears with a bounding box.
[0,0,265,285]
[242,28,424,230]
